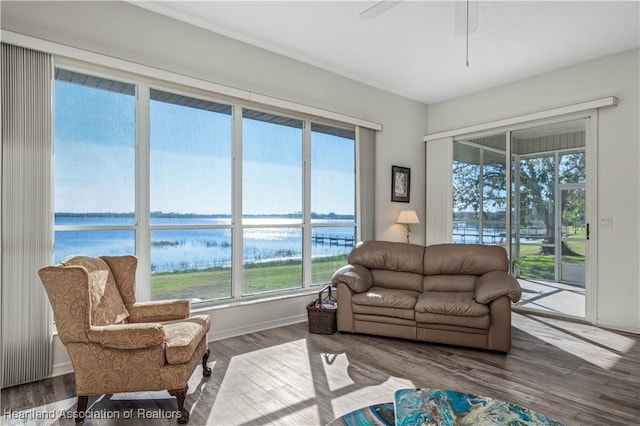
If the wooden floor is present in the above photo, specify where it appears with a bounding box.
[2,313,639,425]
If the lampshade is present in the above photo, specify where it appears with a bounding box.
[396,210,419,224]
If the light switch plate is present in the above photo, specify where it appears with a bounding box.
[600,217,613,228]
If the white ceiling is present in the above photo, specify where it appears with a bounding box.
[128,1,640,104]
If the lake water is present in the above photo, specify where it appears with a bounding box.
[452,222,547,245]
[54,215,355,273]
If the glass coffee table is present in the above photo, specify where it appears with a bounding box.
[327,402,395,426]
[327,389,565,426]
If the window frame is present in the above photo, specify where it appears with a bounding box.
[52,65,138,264]
[147,85,234,302]
[52,61,359,306]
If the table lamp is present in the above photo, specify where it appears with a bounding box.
[396,210,419,243]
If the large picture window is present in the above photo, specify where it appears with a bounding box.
[310,124,356,284]
[149,89,233,301]
[53,68,359,304]
[53,69,136,263]
[242,109,303,294]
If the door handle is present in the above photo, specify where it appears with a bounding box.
[586,223,589,240]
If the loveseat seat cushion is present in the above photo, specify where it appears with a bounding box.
[415,292,490,329]
[352,287,419,310]
[416,292,489,316]
[351,287,418,320]
[353,306,416,321]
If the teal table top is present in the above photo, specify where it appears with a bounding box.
[327,388,565,426]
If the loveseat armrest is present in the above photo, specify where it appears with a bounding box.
[126,300,190,323]
[88,323,166,349]
[475,270,522,304]
[331,264,373,293]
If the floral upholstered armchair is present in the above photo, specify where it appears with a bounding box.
[38,255,211,424]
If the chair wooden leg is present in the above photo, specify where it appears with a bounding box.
[202,347,212,377]
[76,395,88,423]
[169,385,189,424]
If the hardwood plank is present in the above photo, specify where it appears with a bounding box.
[1,313,638,425]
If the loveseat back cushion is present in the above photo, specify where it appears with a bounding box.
[62,255,130,326]
[349,241,424,274]
[371,270,424,292]
[423,275,476,292]
[423,244,509,276]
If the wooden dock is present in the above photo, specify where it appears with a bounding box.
[453,231,548,244]
[311,234,355,247]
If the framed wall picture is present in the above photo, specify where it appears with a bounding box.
[391,166,410,203]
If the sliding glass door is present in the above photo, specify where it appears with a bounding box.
[452,118,589,320]
[510,120,587,318]
[452,133,507,246]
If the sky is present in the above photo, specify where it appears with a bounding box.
[54,79,355,217]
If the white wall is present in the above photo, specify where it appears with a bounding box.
[427,49,640,333]
[1,1,429,375]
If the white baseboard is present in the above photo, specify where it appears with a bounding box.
[51,361,73,377]
[596,319,640,335]
[209,314,307,341]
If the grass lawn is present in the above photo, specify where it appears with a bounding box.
[151,237,587,301]
[518,239,585,281]
[151,254,348,300]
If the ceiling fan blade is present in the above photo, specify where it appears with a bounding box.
[360,1,403,20]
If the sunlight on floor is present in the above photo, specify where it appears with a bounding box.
[208,338,415,425]
[208,339,317,424]
[513,313,633,370]
[517,279,585,318]
[530,315,636,353]
[319,351,415,416]
[321,352,353,392]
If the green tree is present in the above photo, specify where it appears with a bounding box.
[519,156,555,253]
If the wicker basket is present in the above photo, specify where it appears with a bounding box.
[307,285,337,335]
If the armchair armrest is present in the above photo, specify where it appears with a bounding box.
[126,300,190,323]
[331,264,373,293]
[474,270,522,304]
[88,323,165,349]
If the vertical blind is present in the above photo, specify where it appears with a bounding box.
[358,127,376,241]
[1,43,53,388]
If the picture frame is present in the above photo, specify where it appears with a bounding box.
[391,165,410,203]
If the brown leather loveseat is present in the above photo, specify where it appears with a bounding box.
[331,241,522,352]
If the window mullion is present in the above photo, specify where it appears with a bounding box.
[232,105,243,300]
[355,126,362,242]
[303,120,312,289]
[136,83,151,302]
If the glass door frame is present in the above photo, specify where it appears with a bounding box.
[451,111,598,323]
[511,148,586,285]
[558,182,586,285]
